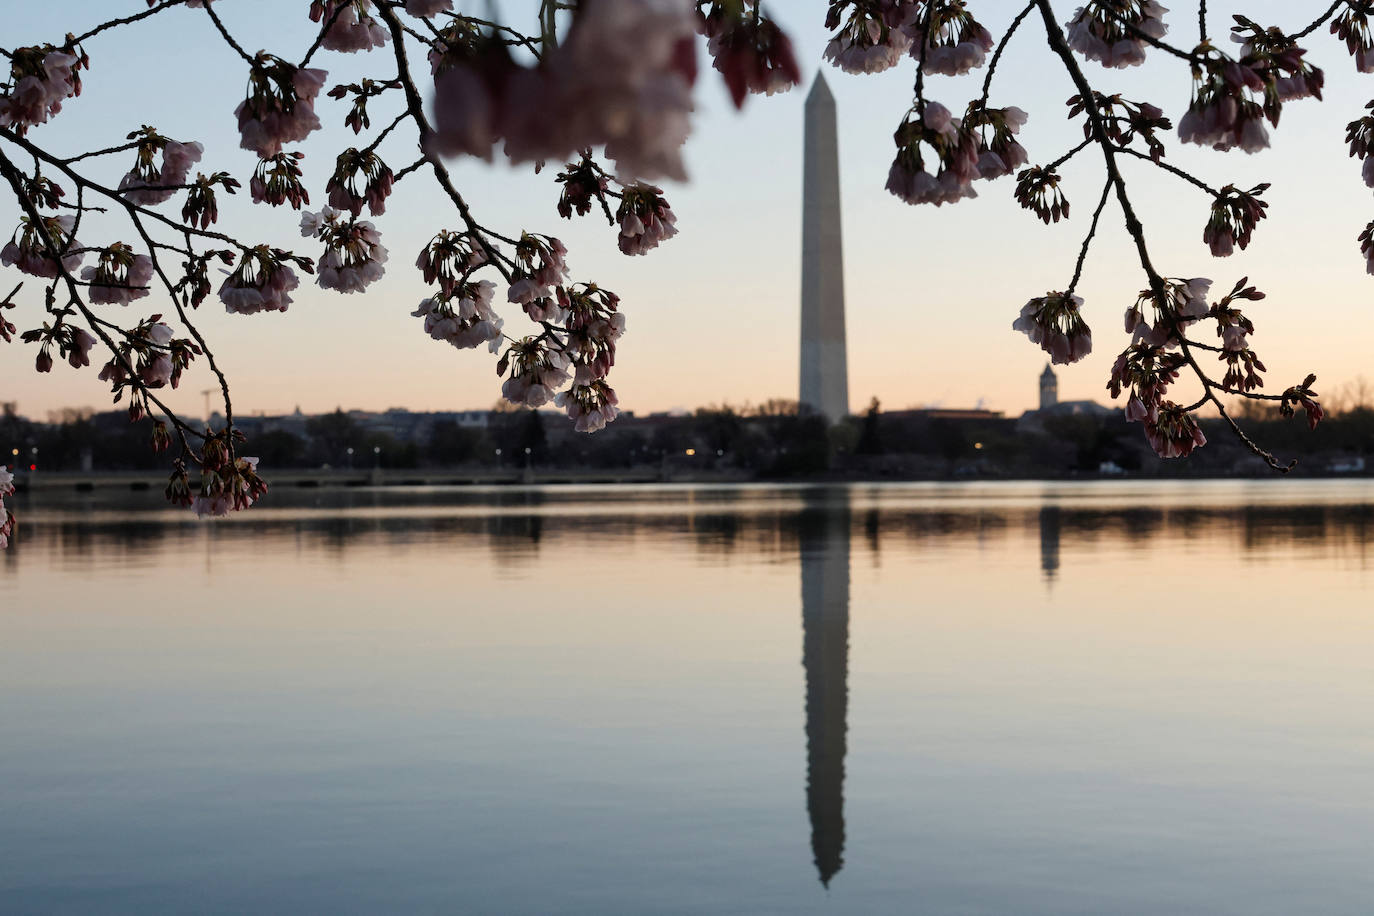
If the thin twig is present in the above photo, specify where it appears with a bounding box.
[1066,178,1113,294]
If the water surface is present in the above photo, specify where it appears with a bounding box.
[2,481,1373,914]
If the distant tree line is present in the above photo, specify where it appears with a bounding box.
[2,392,1371,478]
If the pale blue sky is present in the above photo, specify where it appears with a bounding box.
[2,0,1371,420]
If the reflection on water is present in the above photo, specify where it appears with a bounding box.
[799,493,849,887]
[3,481,1374,914]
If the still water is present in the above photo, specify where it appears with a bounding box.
[2,481,1373,915]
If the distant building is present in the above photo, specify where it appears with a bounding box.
[1040,363,1058,410]
[1020,364,1112,431]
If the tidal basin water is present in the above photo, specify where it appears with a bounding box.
[3,481,1374,915]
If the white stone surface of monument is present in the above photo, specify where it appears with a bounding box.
[799,73,850,424]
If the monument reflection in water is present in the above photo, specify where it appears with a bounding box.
[798,494,850,888]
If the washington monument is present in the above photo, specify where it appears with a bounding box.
[800,73,850,423]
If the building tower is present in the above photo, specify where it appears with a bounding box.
[1039,363,1058,411]
[800,73,850,423]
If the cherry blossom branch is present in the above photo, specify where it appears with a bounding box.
[1035,0,1294,472]
[1046,136,1092,171]
[978,0,1037,108]
[299,1,351,68]
[1114,145,1220,196]
[71,1,184,46]
[1067,178,1113,295]
[1,128,249,252]
[0,147,206,457]
[375,4,515,284]
[201,1,256,66]
[122,207,234,429]
[1291,2,1347,40]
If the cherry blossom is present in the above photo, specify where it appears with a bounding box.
[701,6,801,107]
[218,247,301,314]
[118,134,204,207]
[325,148,393,217]
[235,57,328,157]
[404,0,453,18]
[309,1,389,55]
[824,1,915,75]
[301,206,388,294]
[1013,292,1092,365]
[431,0,698,181]
[1066,1,1168,69]
[0,45,85,134]
[412,280,504,351]
[80,243,154,306]
[1,214,82,278]
[556,380,621,432]
[904,1,995,76]
[499,340,573,409]
[616,184,678,256]
[886,101,981,206]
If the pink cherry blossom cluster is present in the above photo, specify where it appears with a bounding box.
[1065,1,1168,69]
[309,1,389,55]
[117,132,204,207]
[616,184,678,256]
[412,280,504,351]
[1014,166,1070,223]
[1107,345,1193,452]
[700,3,802,107]
[326,148,393,217]
[1179,30,1323,155]
[885,101,981,206]
[218,246,302,314]
[1332,4,1374,72]
[416,229,487,296]
[907,1,994,76]
[1229,18,1325,103]
[180,455,267,518]
[0,292,15,344]
[823,0,918,75]
[29,323,98,372]
[556,160,611,219]
[250,152,310,209]
[563,284,625,383]
[1202,183,1268,257]
[0,44,85,134]
[556,380,621,432]
[1013,291,1093,365]
[430,0,698,181]
[235,57,328,157]
[1143,401,1207,458]
[966,104,1029,179]
[1,214,82,279]
[1123,277,1210,348]
[499,340,573,409]
[1359,220,1374,275]
[506,234,570,312]
[300,207,387,294]
[80,242,155,306]
[404,0,453,18]
[96,318,200,393]
[1279,377,1325,430]
[1344,100,1374,227]
[0,465,13,549]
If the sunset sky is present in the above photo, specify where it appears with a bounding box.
[2,0,1371,422]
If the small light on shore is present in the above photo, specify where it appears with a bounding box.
[685,448,696,456]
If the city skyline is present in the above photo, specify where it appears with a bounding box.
[3,1,1372,424]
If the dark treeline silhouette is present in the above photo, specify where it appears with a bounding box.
[2,397,1372,477]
